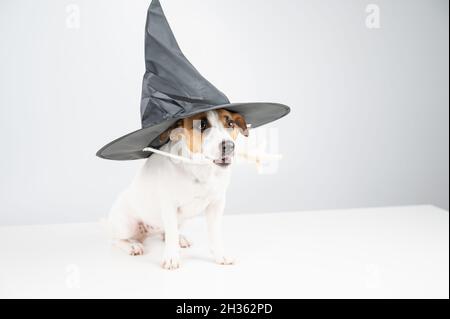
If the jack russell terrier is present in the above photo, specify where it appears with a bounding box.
[107,109,249,270]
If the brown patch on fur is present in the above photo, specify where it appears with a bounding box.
[180,113,210,153]
[159,113,209,154]
[216,109,249,139]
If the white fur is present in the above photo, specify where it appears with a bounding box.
[108,110,236,270]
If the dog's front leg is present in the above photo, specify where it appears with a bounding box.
[205,198,235,265]
[161,205,180,270]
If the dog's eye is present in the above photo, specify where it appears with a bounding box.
[200,119,208,131]
[227,120,235,128]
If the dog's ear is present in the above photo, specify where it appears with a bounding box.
[232,113,249,137]
[159,130,170,144]
[159,120,183,143]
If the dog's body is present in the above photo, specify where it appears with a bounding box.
[108,109,248,269]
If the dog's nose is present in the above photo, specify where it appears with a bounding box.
[220,140,235,155]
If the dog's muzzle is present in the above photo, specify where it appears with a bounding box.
[213,140,235,167]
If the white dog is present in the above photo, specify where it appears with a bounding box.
[107,109,249,270]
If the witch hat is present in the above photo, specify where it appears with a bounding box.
[97,0,290,161]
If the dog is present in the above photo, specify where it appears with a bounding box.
[107,109,249,270]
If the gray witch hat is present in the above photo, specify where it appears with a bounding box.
[97,0,290,161]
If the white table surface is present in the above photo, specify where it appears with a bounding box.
[0,205,448,299]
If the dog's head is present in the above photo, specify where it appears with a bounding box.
[159,109,249,167]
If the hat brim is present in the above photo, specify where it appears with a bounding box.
[96,102,290,161]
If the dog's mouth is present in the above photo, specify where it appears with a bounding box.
[213,156,233,168]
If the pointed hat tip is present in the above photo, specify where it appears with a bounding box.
[150,0,161,8]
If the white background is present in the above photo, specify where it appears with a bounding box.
[0,0,448,225]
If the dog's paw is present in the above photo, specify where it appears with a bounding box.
[129,242,145,256]
[117,239,144,256]
[179,235,192,248]
[161,253,180,270]
[214,255,235,266]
